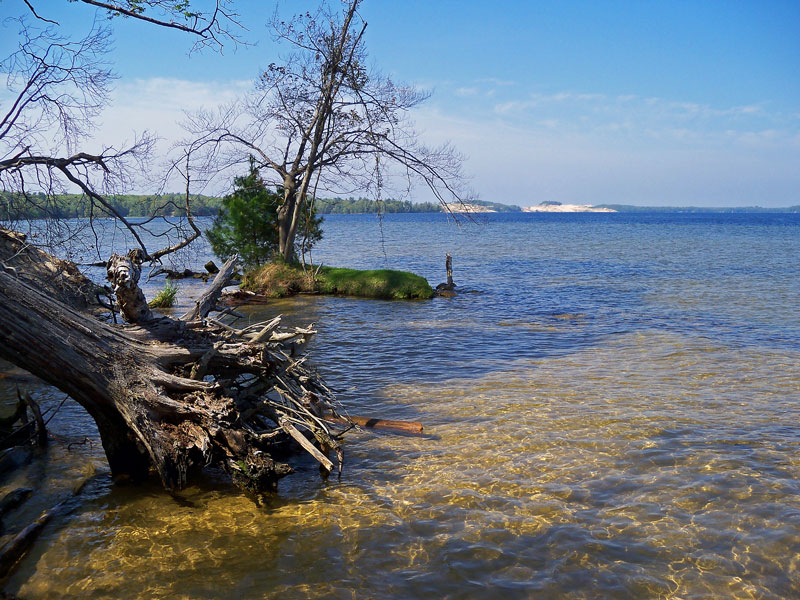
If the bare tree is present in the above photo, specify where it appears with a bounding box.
[181,0,474,262]
[1,2,243,262]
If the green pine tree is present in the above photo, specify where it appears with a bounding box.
[206,159,322,268]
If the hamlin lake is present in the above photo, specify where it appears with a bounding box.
[1,211,799,599]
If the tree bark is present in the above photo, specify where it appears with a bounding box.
[0,254,347,495]
[277,185,298,262]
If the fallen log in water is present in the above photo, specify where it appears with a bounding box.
[0,247,349,496]
[325,414,424,434]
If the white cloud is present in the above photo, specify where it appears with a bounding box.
[87,77,252,192]
[412,89,800,206]
[59,76,800,206]
[95,77,251,142]
[537,119,559,129]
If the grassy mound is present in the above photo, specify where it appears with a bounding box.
[242,263,433,300]
[317,267,433,299]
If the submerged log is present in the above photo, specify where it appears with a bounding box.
[0,488,34,522]
[325,414,424,434]
[0,473,94,579]
[0,251,348,495]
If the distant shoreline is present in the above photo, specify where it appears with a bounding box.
[1,191,798,219]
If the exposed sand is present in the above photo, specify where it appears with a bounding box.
[522,203,617,213]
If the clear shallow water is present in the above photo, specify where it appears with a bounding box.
[2,212,799,598]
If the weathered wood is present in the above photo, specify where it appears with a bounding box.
[20,391,47,447]
[248,315,283,344]
[180,254,239,322]
[446,253,453,287]
[0,227,100,310]
[435,252,456,293]
[189,342,222,381]
[0,250,347,495]
[279,416,334,472]
[106,249,153,323]
[0,488,33,521]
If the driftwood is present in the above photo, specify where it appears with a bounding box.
[0,488,34,523]
[147,260,231,282]
[106,249,153,323]
[181,256,239,322]
[325,414,423,435]
[0,248,349,496]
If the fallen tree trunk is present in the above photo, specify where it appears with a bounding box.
[0,252,348,495]
[0,227,101,310]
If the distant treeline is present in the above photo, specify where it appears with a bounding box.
[5,192,793,219]
[313,197,440,213]
[1,192,519,218]
[313,197,525,213]
[0,192,222,219]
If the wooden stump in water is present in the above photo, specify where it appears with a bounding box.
[436,253,457,296]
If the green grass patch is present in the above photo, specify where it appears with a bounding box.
[242,262,433,300]
[316,267,433,299]
[148,281,178,308]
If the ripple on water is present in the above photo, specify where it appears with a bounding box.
[4,213,800,599]
[6,329,797,599]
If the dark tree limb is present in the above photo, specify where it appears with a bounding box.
[0,473,95,580]
[23,0,246,52]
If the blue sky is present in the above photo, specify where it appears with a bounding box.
[2,0,799,206]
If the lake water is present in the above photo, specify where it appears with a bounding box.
[2,212,799,598]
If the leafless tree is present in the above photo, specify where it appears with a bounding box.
[181,0,474,261]
[1,2,243,262]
